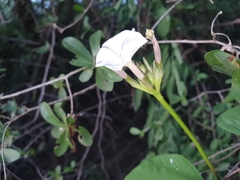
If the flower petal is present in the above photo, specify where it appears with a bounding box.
[96,47,123,71]
[96,29,147,71]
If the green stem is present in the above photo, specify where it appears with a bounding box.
[152,92,220,180]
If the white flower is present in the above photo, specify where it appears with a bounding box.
[96,29,147,71]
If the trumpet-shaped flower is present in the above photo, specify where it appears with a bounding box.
[96,29,148,71]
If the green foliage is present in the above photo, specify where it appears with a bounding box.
[0,148,20,163]
[2,0,240,179]
[40,102,93,156]
[125,154,203,180]
[217,105,240,135]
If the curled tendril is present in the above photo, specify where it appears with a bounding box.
[210,11,240,57]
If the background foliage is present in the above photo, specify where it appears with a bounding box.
[1,0,240,179]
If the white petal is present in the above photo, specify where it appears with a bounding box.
[95,29,147,71]
[122,31,147,61]
[96,47,123,71]
[101,30,131,57]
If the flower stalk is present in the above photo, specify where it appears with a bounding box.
[152,91,220,180]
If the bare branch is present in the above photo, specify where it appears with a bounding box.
[64,78,74,114]
[151,0,182,30]
[54,0,95,33]
[0,68,84,100]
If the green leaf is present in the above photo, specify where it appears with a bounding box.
[51,126,66,139]
[79,69,93,82]
[95,68,114,92]
[77,126,93,147]
[54,140,68,156]
[97,66,122,82]
[40,102,65,127]
[69,56,94,68]
[53,102,67,123]
[35,42,50,54]
[0,68,6,72]
[156,7,170,38]
[62,37,93,61]
[217,105,240,135]
[58,87,67,99]
[0,148,20,163]
[132,89,143,111]
[125,154,203,180]
[231,69,240,103]
[89,30,102,58]
[129,127,141,135]
[204,50,238,76]
[73,4,84,12]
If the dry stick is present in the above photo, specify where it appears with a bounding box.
[194,143,240,166]
[54,0,95,33]
[151,0,183,30]
[156,39,226,46]
[76,88,102,180]
[64,78,74,114]
[0,67,84,100]
[97,92,109,180]
[224,162,240,179]
[31,27,56,127]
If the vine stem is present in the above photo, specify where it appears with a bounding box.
[152,91,220,180]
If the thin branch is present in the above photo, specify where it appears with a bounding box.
[151,0,182,30]
[209,0,214,4]
[0,10,12,24]
[194,143,240,166]
[97,91,109,180]
[0,36,41,45]
[31,27,56,125]
[64,78,74,114]
[1,122,11,180]
[188,88,230,103]
[76,87,102,180]
[155,39,226,46]
[215,18,240,27]
[213,147,240,164]
[23,126,52,151]
[0,68,84,100]
[54,0,95,33]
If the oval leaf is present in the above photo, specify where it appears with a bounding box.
[125,154,203,180]
[58,87,67,99]
[62,37,93,61]
[54,102,67,123]
[89,30,102,58]
[217,105,240,135]
[40,102,65,127]
[0,148,20,163]
[79,69,93,82]
[54,140,69,156]
[95,68,114,92]
[78,126,93,147]
[97,66,122,82]
[51,126,66,139]
[35,42,50,54]
[129,127,141,135]
[69,57,94,68]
